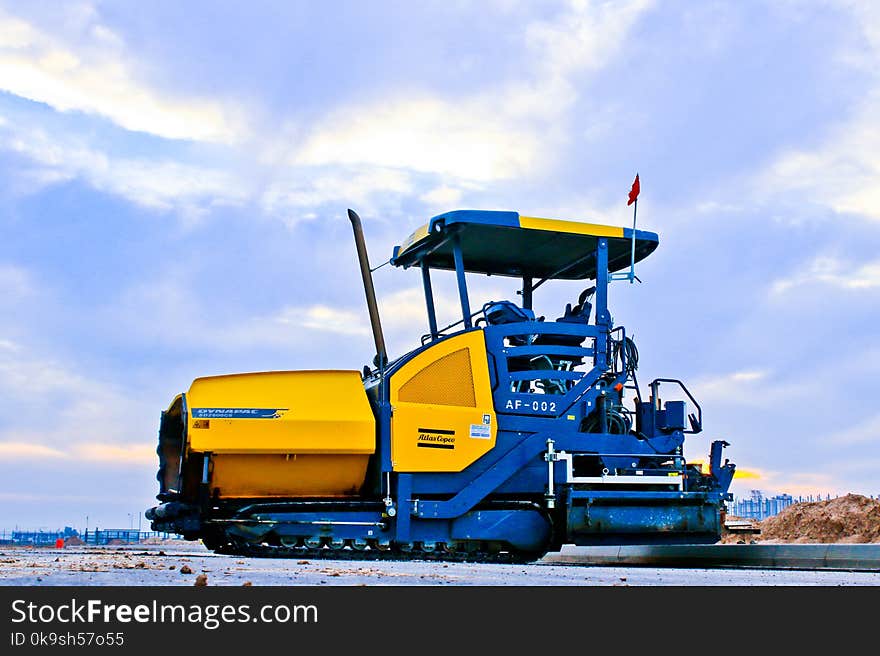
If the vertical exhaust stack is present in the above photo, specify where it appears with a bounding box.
[348,209,388,368]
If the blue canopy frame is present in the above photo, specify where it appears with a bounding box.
[390,209,659,341]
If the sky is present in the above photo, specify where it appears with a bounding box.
[0,0,878,531]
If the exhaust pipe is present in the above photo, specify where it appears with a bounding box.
[348,209,388,368]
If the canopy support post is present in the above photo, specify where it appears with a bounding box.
[452,234,472,329]
[421,261,439,339]
[522,276,533,310]
[595,237,610,370]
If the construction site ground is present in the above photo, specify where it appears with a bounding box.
[1,541,878,586]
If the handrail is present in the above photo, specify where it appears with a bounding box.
[420,307,485,345]
[650,378,702,434]
[508,370,585,382]
[503,344,594,358]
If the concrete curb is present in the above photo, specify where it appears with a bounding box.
[540,544,880,571]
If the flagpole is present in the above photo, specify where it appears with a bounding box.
[618,172,640,284]
[629,197,637,283]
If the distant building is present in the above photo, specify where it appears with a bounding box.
[728,490,834,520]
[3,526,80,545]
[0,526,176,545]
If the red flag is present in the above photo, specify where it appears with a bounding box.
[627,174,640,206]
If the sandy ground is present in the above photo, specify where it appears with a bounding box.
[1,542,879,586]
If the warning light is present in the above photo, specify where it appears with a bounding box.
[614,383,624,392]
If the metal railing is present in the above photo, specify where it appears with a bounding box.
[0,528,178,546]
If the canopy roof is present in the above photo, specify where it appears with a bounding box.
[391,210,659,280]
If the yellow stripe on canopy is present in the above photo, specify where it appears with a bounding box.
[519,215,625,238]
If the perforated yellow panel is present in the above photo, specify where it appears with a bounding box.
[390,331,496,472]
[398,348,476,407]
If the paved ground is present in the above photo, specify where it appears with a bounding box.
[1,542,879,585]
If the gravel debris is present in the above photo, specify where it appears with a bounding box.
[0,541,877,586]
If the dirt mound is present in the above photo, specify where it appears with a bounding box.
[759,494,880,543]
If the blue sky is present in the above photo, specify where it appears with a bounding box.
[1,1,878,530]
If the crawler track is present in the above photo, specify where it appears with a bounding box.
[201,499,551,564]
[214,541,544,564]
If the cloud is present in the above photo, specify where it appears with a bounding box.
[420,185,464,209]
[379,285,488,331]
[770,255,880,294]
[379,287,443,330]
[0,440,154,464]
[755,4,880,220]
[0,343,88,397]
[0,491,116,503]
[276,305,371,337]
[289,1,652,187]
[0,441,65,459]
[526,0,653,79]
[260,166,413,219]
[0,6,242,142]
[0,337,153,460]
[727,464,845,497]
[115,266,463,379]
[827,413,880,446]
[293,97,542,184]
[0,1,654,218]
[212,281,527,364]
[0,119,248,214]
[0,263,32,299]
[72,442,156,464]
[690,368,825,412]
[108,273,511,366]
[751,472,842,497]
[0,117,416,221]
[733,468,762,480]
[692,369,770,399]
[109,270,374,354]
[759,118,880,221]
